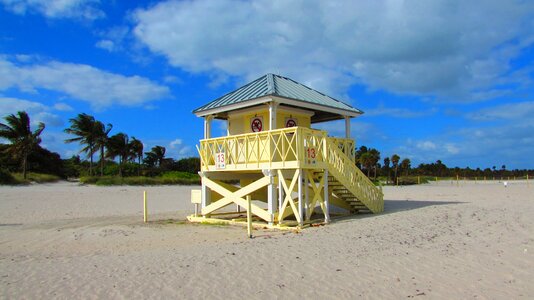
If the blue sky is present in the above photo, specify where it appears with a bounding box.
[1,0,533,169]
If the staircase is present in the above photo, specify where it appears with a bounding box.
[320,138,384,213]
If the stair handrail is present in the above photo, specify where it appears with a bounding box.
[323,137,384,213]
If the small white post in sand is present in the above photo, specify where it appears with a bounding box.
[246,195,252,238]
[143,190,148,223]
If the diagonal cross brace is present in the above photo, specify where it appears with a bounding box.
[201,176,272,222]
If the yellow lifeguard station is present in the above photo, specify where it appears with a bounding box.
[190,74,383,227]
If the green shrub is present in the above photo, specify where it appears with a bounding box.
[0,169,16,185]
[12,172,61,183]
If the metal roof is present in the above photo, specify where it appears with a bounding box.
[193,74,363,118]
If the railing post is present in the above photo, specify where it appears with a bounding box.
[298,168,304,226]
[263,169,276,225]
[200,172,211,217]
[324,168,330,223]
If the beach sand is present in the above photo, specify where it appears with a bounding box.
[1,180,533,299]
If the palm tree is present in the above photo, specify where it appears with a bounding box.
[391,154,400,181]
[65,113,98,176]
[106,133,133,177]
[383,157,391,184]
[95,121,113,176]
[359,152,374,177]
[368,148,380,179]
[145,146,166,167]
[0,111,45,179]
[130,137,143,176]
[401,158,411,176]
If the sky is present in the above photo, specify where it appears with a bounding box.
[0,0,533,169]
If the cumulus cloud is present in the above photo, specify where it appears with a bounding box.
[95,40,116,52]
[0,97,63,127]
[467,101,534,122]
[0,56,170,110]
[165,138,192,158]
[132,0,534,102]
[365,104,437,118]
[0,0,104,20]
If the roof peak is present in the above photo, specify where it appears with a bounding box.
[193,73,363,122]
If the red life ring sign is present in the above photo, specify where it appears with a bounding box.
[285,118,297,128]
[251,117,263,132]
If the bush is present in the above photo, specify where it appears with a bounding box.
[0,169,16,184]
[79,174,200,186]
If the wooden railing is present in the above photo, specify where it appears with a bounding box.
[327,136,355,162]
[198,127,347,171]
[323,138,384,213]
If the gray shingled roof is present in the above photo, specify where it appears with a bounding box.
[193,74,362,116]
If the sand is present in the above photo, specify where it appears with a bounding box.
[1,180,533,299]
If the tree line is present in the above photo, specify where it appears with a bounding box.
[0,111,199,179]
[355,145,533,183]
[1,110,532,182]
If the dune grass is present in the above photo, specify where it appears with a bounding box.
[0,171,61,185]
[80,171,200,186]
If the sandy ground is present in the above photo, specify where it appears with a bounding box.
[0,180,533,299]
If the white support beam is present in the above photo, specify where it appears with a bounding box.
[201,178,211,216]
[266,172,276,225]
[324,169,330,223]
[278,174,284,216]
[204,115,214,139]
[298,169,303,226]
[269,102,278,130]
[344,116,351,139]
[304,171,309,220]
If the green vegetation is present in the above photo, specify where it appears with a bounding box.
[1,110,533,186]
[80,171,200,186]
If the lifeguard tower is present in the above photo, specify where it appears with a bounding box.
[189,74,383,228]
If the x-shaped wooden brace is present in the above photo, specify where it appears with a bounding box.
[201,176,272,222]
[305,170,327,221]
[277,169,301,223]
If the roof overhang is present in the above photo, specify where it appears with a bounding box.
[194,95,363,123]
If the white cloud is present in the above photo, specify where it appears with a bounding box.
[467,101,534,122]
[417,141,437,151]
[0,97,64,127]
[95,39,116,52]
[365,104,437,118]
[0,0,104,20]
[0,56,170,110]
[169,138,182,149]
[53,102,73,111]
[132,0,534,102]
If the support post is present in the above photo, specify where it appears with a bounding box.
[278,174,284,215]
[264,169,276,225]
[204,115,213,139]
[324,169,330,223]
[344,116,351,139]
[298,169,303,226]
[304,170,309,220]
[200,173,211,216]
[143,190,147,223]
[269,102,278,130]
[247,195,252,238]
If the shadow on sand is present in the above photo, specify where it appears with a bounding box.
[330,199,466,223]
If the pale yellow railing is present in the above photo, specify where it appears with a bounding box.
[327,137,355,162]
[323,138,384,213]
[197,127,383,213]
[198,127,355,171]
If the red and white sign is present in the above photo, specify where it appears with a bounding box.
[250,116,263,132]
[285,117,297,128]
[215,152,226,169]
[305,147,317,165]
